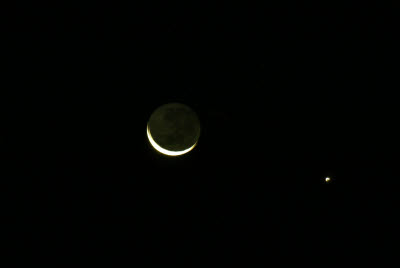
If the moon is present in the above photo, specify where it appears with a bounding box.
[146,103,201,156]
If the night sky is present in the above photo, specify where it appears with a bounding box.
[2,2,398,266]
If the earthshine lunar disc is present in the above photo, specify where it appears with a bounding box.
[147,103,201,156]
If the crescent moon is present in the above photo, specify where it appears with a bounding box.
[146,125,197,156]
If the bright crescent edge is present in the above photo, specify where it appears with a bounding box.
[146,125,197,156]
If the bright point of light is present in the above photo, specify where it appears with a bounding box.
[146,125,197,156]
[325,177,331,182]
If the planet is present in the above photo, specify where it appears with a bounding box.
[147,103,201,156]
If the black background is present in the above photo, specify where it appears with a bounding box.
[2,2,398,266]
